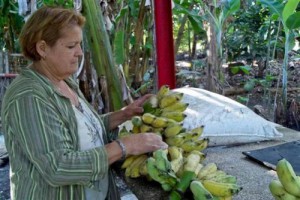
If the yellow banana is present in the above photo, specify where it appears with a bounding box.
[194,163,204,177]
[185,150,206,163]
[121,155,139,169]
[203,170,227,181]
[129,154,149,178]
[162,101,189,112]
[151,116,169,128]
[141,113,156,125]
[276,159,300,197]
[125,154,147,177]
[190,180,215,200]
[131,125,140,134]
[168,146,184,174]
[202,180,242,197]
[168,146,182,160]
[190,125,205,139]
[210,174,237,185]
[165,134,186,146]
[180,138,209,153]
[140,123,153,133]
[164,123,184,137]
[269,179,298,200]
[161,111,187,122]
[139,158,148,176]
[197,162,218,180]
[152,127,164,135]
[159,92,184,108]
[157,85,170,100]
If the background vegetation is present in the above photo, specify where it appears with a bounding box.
[0,0,300,128]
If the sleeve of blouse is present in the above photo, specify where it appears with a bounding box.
[4,95,109,187]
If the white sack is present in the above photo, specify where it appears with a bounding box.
[174,87,283,146]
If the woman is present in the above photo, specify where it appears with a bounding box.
[1,6,168,200]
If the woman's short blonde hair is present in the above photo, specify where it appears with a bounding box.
[19,6,86,61]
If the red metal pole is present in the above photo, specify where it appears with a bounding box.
[153,0,176,89]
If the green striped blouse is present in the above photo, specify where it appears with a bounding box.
[1,68,120,200]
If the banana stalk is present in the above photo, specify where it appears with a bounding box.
[170,152,202,198]
[82,0,123,111]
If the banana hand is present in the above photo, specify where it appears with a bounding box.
[276,159,300,197]
[269,179,298,200]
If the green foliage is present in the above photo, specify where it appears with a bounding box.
[230,65,251,75]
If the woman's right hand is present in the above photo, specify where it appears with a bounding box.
[121,133,168,156]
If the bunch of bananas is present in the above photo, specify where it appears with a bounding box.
[146,149,179,191]
[269,158,300,200]
[119,85,242,200]
[191,162,242,200]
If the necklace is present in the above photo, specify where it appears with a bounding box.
[55,81,81,110]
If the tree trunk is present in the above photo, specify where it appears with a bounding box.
[129,0,147,90]
[205,20,223,93]
[175,14,188,55]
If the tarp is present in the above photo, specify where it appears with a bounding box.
[174,87,283,146]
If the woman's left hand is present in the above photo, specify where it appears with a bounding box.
[121,94,153,121]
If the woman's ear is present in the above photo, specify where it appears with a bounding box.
[36,40,47,59]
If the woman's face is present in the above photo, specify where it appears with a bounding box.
[44,25,83,79]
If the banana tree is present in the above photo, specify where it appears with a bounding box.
[82,0,124,111]
[258,0,300,117]
[0,0,25,52]
[197,0,240,93]
[113,0,154,93]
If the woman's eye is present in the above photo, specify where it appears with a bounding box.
[68,45,76,49]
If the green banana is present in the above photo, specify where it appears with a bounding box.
[210,175,237,185]
[197,163,218,180]
[162,101,189,112]
[269,179,298,200]
[141,113,156,125]
[159,92,184,108]
[151,116,169,128]
[118,126,131,138]
[202,180,242,197]
[131,116,143,127]
[161,111,187,122]
[146,157,178,191]
[190,180,215,200]
[153,149,172,173]
[143,95,159,114]
[276,159,300,197]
